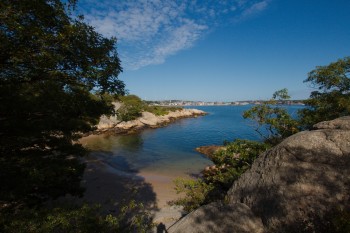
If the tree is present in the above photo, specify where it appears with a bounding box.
[0,0,125,209]
[243,88,300,145]
[299,57,350,128]
[117,95,146,121]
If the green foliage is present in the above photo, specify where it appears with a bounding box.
[243,88,300,145]
[206,140,271,189]
[173,140,270,212]
[272,88,291,100]
[172,178,215,212]
[0,201,152,233]
[173,57,350,219]
[299,57,350,128]
[117,95,146,121]
[145,105,182,116]
[117,95,183,121]
[0,0,125,209]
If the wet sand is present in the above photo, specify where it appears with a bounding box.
[78,133,211,228]
[82,157,189,212]
[80,156,158,211]
[79,155,189,225]
[137,170,183,208]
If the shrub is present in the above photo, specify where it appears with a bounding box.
[206,140,271,189]
[172,140,270,212]
[243,89,300,145]
[117,95,182,120]
[171,178,215,212]
[0,201,152,233]
[117,95,146,121]
[145,106,182,116]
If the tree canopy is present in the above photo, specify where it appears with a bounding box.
[0,0,125,208]
[299,57,350,128]
[243,88,300,145]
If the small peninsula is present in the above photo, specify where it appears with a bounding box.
[95,102,207,134]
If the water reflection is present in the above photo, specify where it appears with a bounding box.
[80,106,263,174]
[79,105,304,208]
[81,133,143,153]
[118,134,144,152]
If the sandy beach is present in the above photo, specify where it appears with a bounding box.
[77,155,189,228]
[78,133,208,211]
[76,112,213,228]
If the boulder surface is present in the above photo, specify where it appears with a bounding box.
[169,117,350,232]
[168,202,264,233]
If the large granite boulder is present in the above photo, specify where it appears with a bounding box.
[169,117,350,232]
[313,116,350,130]
[168,202,264,233]
[227,117,350,231]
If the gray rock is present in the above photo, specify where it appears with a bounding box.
[151,206,186,233]
[169,117,350,233]
[97,115,120,130]
[313,116,350,130]
[227,117,350,232]
[96,108,206,133]
[96,102,121,130]
[168,202,264,233]
[195,145,225,158]
[139,112,161,126]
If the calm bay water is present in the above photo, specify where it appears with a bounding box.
[81,105,304,178]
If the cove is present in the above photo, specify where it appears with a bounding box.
[80,105,304,207]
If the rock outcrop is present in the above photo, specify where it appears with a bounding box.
[195,145,225,159]
[169,116,350,233]
[168,202,264,233]
[96,108,206,134]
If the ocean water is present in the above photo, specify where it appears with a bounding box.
[81,105,304,178]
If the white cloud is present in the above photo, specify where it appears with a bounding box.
[78,0,272,70]
[237,0,271,21]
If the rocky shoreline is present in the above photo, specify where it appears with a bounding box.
[195,145,225,159]
[95,108,207,134]
[168,116,350,232]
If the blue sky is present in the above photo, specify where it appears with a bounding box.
[78,0,350,101]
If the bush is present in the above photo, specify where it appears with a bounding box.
[0,201,152,233]
[117,95,183,121]
[145,106,182,116]
[243,89,300,145]
[171,178,215,212]
[172,140,270,212]
[206,140,271,189]
[117,95,146,121]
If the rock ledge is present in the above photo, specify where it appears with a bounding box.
[96,108,207,134]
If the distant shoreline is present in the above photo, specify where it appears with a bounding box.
[166,104,306,107]
[154,103,305,107]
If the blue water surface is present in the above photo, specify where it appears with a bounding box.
[82,105,304,175]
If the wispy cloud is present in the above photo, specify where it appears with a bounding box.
[78,0,271,70]
[238,0,271,21]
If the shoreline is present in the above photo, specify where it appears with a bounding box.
[93,108,207,135]
[77,108,208,227]
[77,154,188,228]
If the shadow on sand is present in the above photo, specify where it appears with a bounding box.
[79,152,158,214]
